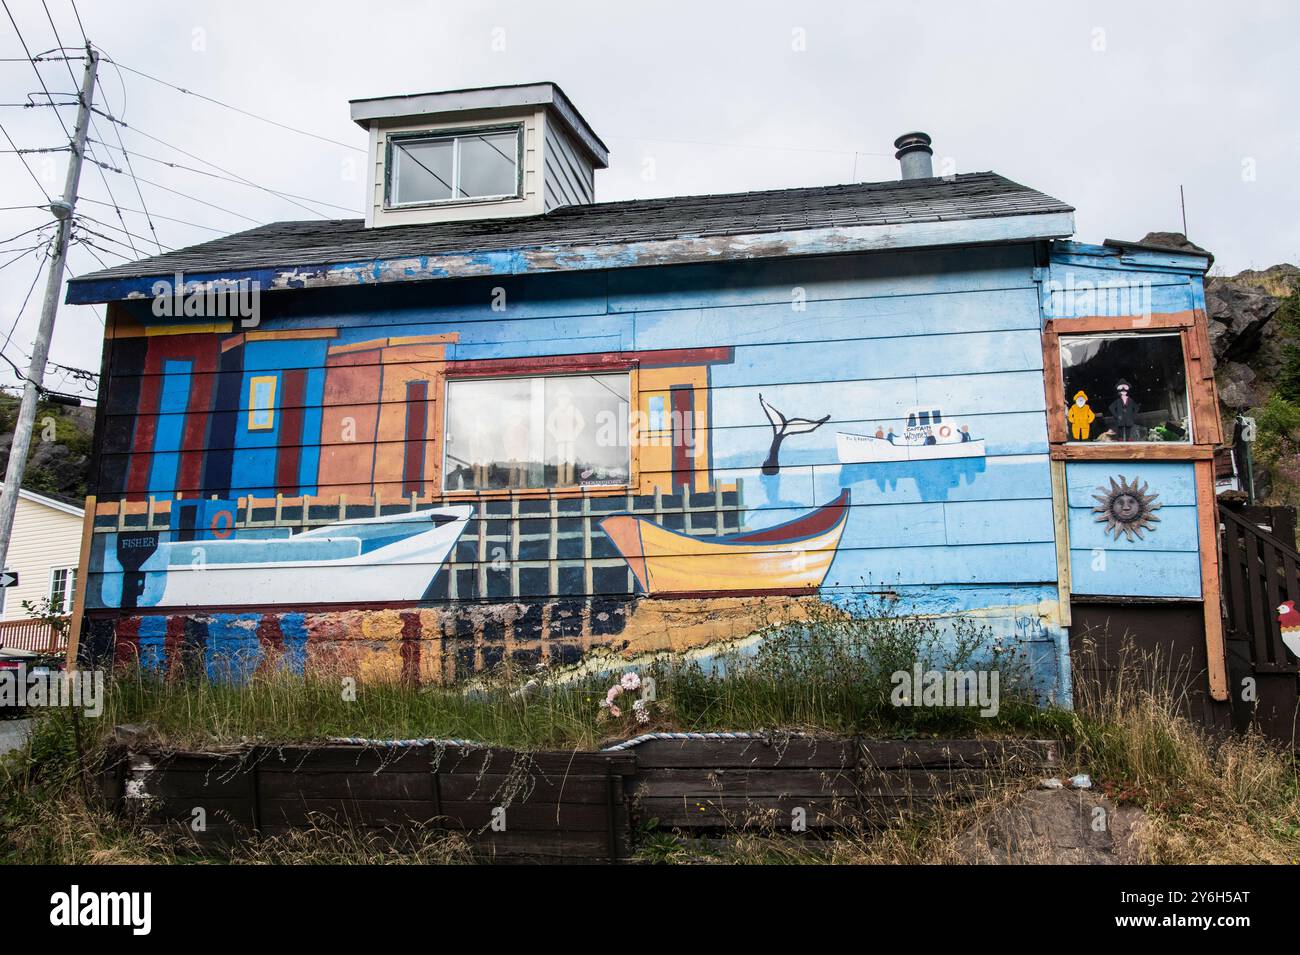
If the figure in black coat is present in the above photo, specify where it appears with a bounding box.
[1109,379,1141,441]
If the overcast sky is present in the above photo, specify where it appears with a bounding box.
[1,0,1296,399]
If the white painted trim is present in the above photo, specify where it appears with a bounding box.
[47,564,76,614]
[17,489,84,519]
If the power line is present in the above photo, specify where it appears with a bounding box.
[0,241,50,374]
[66,0,85,44]
[89,135,360,216]
[77,196,229,234]
[0,221,56,246]
[33,5,148,260]
[0,117,52,202]
[1,1,71,141]
[74,31,164,252]
[106,169,264,224]
[93,51,367,154]
[73,211,174,251]
[69,221,147,258]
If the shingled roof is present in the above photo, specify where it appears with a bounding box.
[65,172,1073,302]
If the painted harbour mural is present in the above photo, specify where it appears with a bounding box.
[80,246,1215,699]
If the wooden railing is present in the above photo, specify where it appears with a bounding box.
[1219,505,1300,675]
[0,617,68,653]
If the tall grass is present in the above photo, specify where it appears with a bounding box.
[3,614,1296,864]
[1064,637,1300,864]
[65,597,1047,750]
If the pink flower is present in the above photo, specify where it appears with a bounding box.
[608,704,621,718]
[605,685,622,705]
[620,672,641,692]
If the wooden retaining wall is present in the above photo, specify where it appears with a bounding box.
[99,737,1059,862]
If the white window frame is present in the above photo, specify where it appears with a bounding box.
[48,566,76,615]
[385,124,524,209]
[441,371,633,493]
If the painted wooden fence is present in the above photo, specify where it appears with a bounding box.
[0,618,67,652]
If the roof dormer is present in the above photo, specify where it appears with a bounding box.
[349,82,609,228]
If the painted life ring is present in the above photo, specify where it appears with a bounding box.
[938,424,953,439]
[209,510,235,539]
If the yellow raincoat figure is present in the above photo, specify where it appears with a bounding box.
[1067,390,1095,440]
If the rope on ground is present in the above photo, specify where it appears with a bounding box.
[328,731,812,752]
[601,731,803,752]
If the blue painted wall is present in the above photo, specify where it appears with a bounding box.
[89,242,1128,699]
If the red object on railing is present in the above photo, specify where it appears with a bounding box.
[0,618,68,653]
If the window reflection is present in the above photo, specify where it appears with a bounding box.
[444,373,631,490]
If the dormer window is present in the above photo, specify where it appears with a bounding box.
[353,83,608,226]
[386,125,521,207]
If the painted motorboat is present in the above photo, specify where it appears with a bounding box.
[129,505,474,608]
[837,406,985,463]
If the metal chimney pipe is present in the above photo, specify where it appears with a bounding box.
[894,131,933,179]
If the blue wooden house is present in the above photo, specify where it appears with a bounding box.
[64,83,1227,711]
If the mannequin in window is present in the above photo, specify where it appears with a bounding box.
[1067,390,1096,441]
[547,384,586,486]
[1109,379,1141,441]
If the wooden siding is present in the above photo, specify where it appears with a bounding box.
[542,112,595,211]
[1040,241,1225,698]
[1064,460,1202,599]
[89,247,1057,600]
[3,494,83,621]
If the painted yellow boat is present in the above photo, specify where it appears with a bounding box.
[600,489,850,596]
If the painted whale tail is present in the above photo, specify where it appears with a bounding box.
[759,393,830,475]
[760,393,830,438]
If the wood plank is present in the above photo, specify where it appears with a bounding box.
[63,493,96,668]
[131,769,255,800]
[1041,328,1066,444]
[1050,444,1214,461]
[257,770,433,801]
[631,768,862,798]
[1195,459,1229,700]
[258,745,430,773]
[137,796,256,826]
[628,738,857,769]
[1049,458,1072,627]
[858,738,1058,770]
[636,795,864,829]
[434,748,637,777]
[1045,312,1196,334]
[436,773,619,805]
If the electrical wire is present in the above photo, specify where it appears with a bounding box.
[92,52,366,154]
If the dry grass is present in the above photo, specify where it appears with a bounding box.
[3,635,1297,865]
[635,640,1300,865]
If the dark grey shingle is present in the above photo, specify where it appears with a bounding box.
[68,171,1072,284]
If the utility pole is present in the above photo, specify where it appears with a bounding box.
[0,45,98,571]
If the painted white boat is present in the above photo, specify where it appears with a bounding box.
[136,506,474,607]
[836,406,986,464]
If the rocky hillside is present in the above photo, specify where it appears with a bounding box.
[1203,255,1300,504]
[0,391,94,500]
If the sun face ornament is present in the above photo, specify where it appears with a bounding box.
[1092,475,1162,541]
